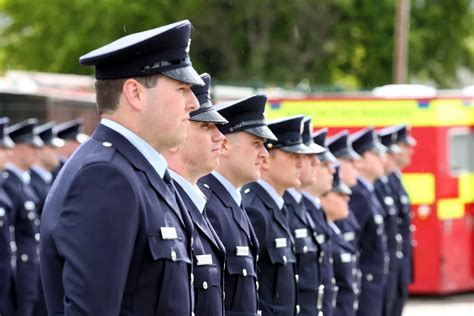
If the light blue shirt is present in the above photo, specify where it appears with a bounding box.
[380,175,389,184]
[302,191,321,209]
[169,170,207,213]
[101,118,167,178]
[30,165,53,184]
[329,221,341,235]
[256,179,284,210]
[212,171,241,206]
[358,176,375,192]
[286,187,303,203]
[6,163,30,185]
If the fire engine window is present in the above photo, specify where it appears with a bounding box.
[449,129,474,173]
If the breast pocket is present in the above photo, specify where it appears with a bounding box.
[267,246,296,304]
[147,234,191,263]
[193,264,222,315]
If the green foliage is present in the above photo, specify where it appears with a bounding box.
[0,0,472,88]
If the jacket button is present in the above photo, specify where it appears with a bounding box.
[170,250,177,261]
[202,281,208,289]
[303,246,308,253]
[35,233,40,241]
[282,256,287,265]
[366,273,374,282]
[296,304,300,314]
[295,274,299,283]
[20,254,29,262]
[0,220,3,227]
[242,268,247,276]
[102,141,112,147]
[256,281,259,290]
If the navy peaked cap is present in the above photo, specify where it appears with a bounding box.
[265,115,315,154]
[56,118,88,143]
[326,130,361,160]
[390,125,417,146]
[0,117,15,148]
[215,94,277,141]
[301,117,325,154]
[7,118,43,147]
[36,122,65,148]
[332,165,352,195]
[79,20,204,86]
[378,127,402,153]
[312,128,337,163]
[350,127,387,156]
[190,73,228,124]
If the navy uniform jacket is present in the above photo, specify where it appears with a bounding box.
[303,195,335,316]
[40,124,194,315]
[284,192,321,316]
[3,168,40,305]
[388,172,413,315]
[349,179,388,316]
[0,178,14,315]
[374,179,403,316]
[329,224,358,316]
[174,183,226,316]
[29,168,52,215]
[242,182,297,316]
[198,173,260,316]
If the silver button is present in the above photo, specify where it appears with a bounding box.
[35,233,40,241]
[303,246,308,253]
[20,254,29,262]
[295,274,299,283]
[320,251,325,258]
[256,255,259,262]
[296,304,300,314]
[102,141,112,147]
[366,273,374,282]
[24,201,35,211]
[256,280,259,290]
[27,211,35,220]
[9,225,14,233]
[396,251,404,259]
[376,228,383,235]
[203,183,210,189]
[0,220,3,227]
[331,277,336,285]
[10,241,17,252]
[170,250,177,261]
[202,281,208,289]
[242,268,247,277]
[282,255,287,264]
[34,219,40,226]
[0,207,5,216]
[410,224,416,232]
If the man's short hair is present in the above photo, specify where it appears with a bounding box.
[95,75,160,114]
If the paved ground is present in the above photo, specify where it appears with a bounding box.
[403,292,474,316]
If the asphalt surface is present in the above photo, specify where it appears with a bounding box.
[403,292,474,316]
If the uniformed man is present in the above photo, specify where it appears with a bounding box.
[326,130,362,251]
[349,127,389,316]
[198,93,277,315]
[375,128,404,316]
[163,73,227,316]
[4,118,43,316]
[0,117,15,316]
[283,118,324,316]
[320,166,358,316]
[51,118,88,179]
[302,127,338,316]
[242,115,310,316]
[385,125,416,316]
[30,122,64,212]
[40,20,202,315]
[326,130,362,312]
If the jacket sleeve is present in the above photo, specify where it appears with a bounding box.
[51,163,139,315]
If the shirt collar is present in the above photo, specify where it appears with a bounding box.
[169,170,207,213]
[358,176,375,192]
[101,118,168,178]
[302,191,321,209]
[286,187,303,203]
[256,178,284,210]
[211,171,242,206]
[380,175,389,184]
[30,165,53,183]
[6,163,30,185]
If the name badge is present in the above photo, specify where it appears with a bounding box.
[196,254,213,266]
[344,232,355,242]
[294,228,308,239]
[316,234,326,244]
[161,227,178,240]
[275,238,287,248]
[374,215,384,225]
[341,253,352,263]
[236,246,250,256]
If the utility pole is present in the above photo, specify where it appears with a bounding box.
[393,0,411,83]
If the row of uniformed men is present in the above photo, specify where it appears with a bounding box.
[0,118,88,316]
[1,20,415,316]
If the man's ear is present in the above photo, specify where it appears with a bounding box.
[122,79,146,111]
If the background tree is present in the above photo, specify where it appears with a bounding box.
[0,0,472,89]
